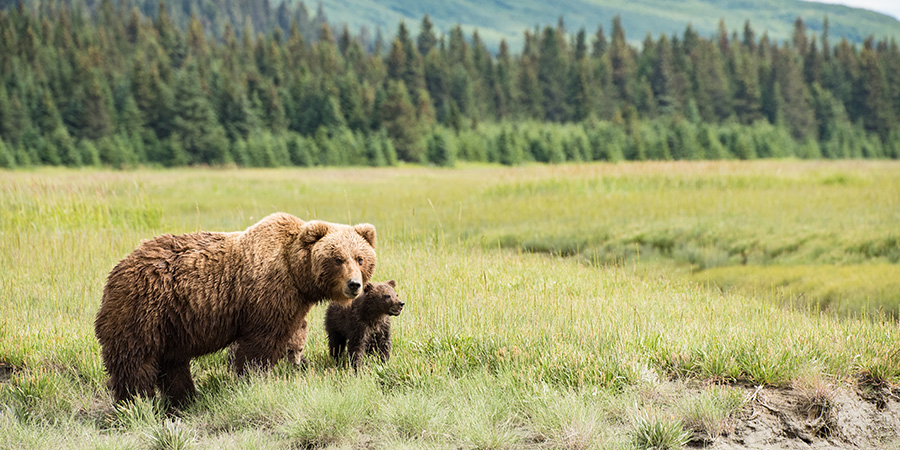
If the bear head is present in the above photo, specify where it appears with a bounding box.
[362,280,403,316]
[301,220,376,304]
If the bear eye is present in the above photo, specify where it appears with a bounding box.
[356,257,364,265]
[334,257,344,265]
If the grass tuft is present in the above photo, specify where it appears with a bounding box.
[144,418,196,450]
[632,412,692,450]
[675,386,744,441]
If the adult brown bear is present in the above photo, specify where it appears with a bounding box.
[94,213,376,407]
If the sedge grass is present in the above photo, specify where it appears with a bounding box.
[0,161,898,447]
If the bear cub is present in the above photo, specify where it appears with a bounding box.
[325,280,403,367]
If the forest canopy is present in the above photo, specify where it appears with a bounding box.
[0,0,898,168]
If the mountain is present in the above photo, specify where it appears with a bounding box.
[313,0,900,49]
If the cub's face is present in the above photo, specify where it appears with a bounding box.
[364,280,403,316]
[303,221,376,304]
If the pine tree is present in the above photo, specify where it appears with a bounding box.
[771,46,817,140]
[364,132,386,166]
[537,26,569,121]
[567,28,593,122]
[378,80,423,162]
[650,34,682,115]
[417,15,437,57]
[733,46,763,124]
[426,129,456,166]
[495,40,516,119]
[609,16,636,106]
[857,38,894,139]
[497,127,524,165]
[0,137,15,169]
[78,140,101,166]
[691,40,732,121]
[51,126,81,166]
[172,61,230,165]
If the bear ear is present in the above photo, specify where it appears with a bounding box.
[301,221,331,245]
[364,282,374,293]
[354,223,376,248]
[387,279,396,287]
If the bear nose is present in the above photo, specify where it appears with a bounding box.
[399,302,405,308]
[347,279,361,292]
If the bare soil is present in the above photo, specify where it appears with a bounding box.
[710,383,900,450]
[0,361,18,383]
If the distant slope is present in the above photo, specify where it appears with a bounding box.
[313,0,900,48]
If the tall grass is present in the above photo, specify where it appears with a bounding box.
[0,161,898,448]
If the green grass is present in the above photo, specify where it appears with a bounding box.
[0,161,898,448]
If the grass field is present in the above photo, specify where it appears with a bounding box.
[1,161,899,449]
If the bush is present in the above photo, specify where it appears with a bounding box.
[497,128,524,166]
[77,140,101,166]
[287,133,314,167]
[426,130,457,167]
[51,127,81,167]
[0,138,15,169]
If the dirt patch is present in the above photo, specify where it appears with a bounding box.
[711,384,900,449]
[0,361,20,382]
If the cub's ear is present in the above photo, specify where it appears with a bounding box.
[301,221,331,245]
[364,282,374,293]
[354,223,376,248]
[387,279,396,287]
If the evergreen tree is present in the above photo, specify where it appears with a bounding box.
[857,38,894,139]
[495,40,516,119]
[417,15,437,57]
[364,132,386,166]
[0,137,14,169]
[172,61,230,164]
[51,126,80,167]
[287,132,313,166]
[497,127,524,165]
[609,16,636,107]
[691,40,732,121]
[426,129,456,167]
[78,139,101,166]
[378,80,423,162]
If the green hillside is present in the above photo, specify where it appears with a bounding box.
[315,0,900,47]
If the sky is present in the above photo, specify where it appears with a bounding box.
[809,0,900,20]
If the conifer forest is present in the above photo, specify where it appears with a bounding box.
[1,0,899,168]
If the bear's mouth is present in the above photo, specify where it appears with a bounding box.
[389,305,403,316]
[343,286,360,299]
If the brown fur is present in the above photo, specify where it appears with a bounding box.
[324,280,403,368]
[94,213,376,407]
[284,318,309,366]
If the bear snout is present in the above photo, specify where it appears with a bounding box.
[389,301,404,316]
[345,278,362,298]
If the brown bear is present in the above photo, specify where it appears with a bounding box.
[284,317,309,367]
[324,280,403,368]
[94,212,376,407]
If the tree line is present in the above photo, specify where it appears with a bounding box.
[0,0,898,168]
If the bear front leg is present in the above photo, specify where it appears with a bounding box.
[347,328,372,369]
[157,361,196,409]
[372,324,392,363]
[327,330,347,362]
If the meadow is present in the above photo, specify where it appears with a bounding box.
[0,161,898,449]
